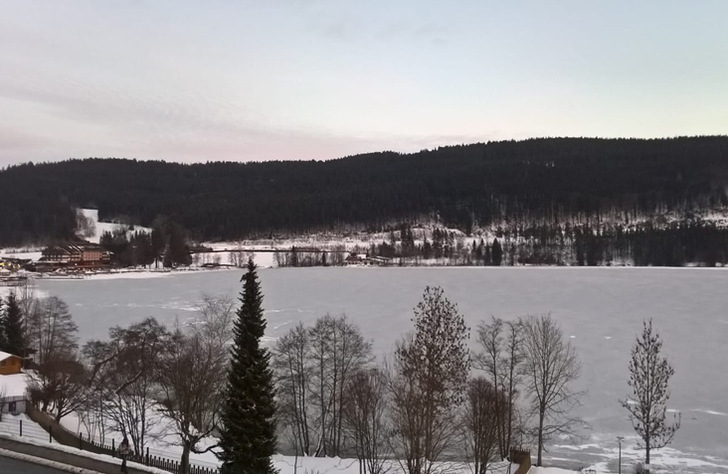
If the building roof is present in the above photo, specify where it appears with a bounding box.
[0,351,22,362]
[0,372,29,397]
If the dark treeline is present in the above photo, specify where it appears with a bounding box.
[1,136,728,248]
[98,217,192,268]
[363,220,728,267]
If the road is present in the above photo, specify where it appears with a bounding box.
[0,454,70,473]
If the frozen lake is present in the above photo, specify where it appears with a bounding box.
[36,267,728,473]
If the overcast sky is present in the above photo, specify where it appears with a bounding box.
[1,1,727,165]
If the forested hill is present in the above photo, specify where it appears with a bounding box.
[2,136,728,246]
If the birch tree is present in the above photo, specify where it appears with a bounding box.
[520,314,581,467]
[462,377,499,474]
[344,367,390,474]
[475,317,523,459]
[274,323,313,455]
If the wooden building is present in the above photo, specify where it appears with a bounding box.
[0,351,23,376]
[40,243,108,267]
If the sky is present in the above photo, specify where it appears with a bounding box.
[1,0,727,166]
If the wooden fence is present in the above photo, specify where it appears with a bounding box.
[510,447,531,474]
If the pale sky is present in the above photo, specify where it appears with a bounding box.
[1,1,727,165]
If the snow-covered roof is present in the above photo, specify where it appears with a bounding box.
[0,350,22,361]
[0,372,28,397]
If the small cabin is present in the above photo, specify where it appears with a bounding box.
[0,351,23,375]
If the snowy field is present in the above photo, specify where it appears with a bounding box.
[27,266,728,473]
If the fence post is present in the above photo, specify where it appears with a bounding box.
[79,432,83,450]
[19,419,22,437]
[112,438,116,457]
[49,425,52,443]
[146,446,150,466]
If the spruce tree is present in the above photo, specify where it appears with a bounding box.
[3,292,25,357]
[219,259,277,474]
[491,238,503,266]
[0,303,7,350]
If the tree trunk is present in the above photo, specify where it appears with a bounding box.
[645,439,650,474]
[181,441,191,474]
[537,409,544,466]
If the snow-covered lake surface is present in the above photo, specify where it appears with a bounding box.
[34,267,728,473]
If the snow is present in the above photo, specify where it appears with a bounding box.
[2,425,531,474]
[0,447,101,474]
[0,432,171,474]
[528,468,579,474]
[76,208,152,245]
[0,351,18,361]
[0,374,29,398]
[0,414,52,443]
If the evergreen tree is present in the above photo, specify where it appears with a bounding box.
[491,238,503,266]
[0,304,7,350]
[151,226,165,268]
[2,292,25,357]
[620,320,680,473]
[219,259,277,474]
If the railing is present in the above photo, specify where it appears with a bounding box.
[22,401,220,474]
[114,447,219,474]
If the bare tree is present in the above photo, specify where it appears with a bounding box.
[462,377,499,474]
[520,314,581,467]
[24,296,85,421]
[26,296,78,366]
[84,318,169,454]
[309,314,371,456]
[474,317,523,460]
[501,320,524,455]
[343,367,391,474]
[157,329,227,474]
[390,286,470,474]
[274,323,313,455]
[475,317,505,457]
[228,242,254,268]
[191,294,235,351]
[15,281,38,365]
[274,315,376,459]
[309,315,334,456]
[620,319,680,474]
[28,353,88,421]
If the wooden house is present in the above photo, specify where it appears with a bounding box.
[0,351,23,375]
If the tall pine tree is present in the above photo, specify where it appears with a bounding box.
[1,292,25,357]
[219,259,277,474]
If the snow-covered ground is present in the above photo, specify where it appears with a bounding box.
[0,413,49,443]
